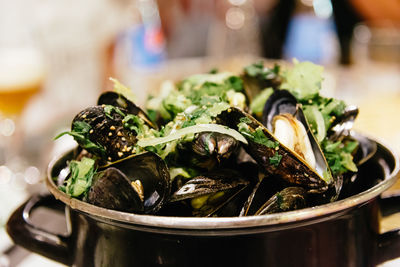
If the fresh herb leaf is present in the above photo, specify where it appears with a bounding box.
[252,128,279,148]
[199,96,221,106]
[225,76,244,92]
[280,60,324,100]
[63,157,96,198]
[146,109,157,123]
[161,90,192,120]
[109,77,137,104]
[340,151,358,172]
[244,61,264,77]
[244,62,280,80]
[303,105,326,142]
[181,120,196,128]
[72,121,91,134]
[123,114,148,136]
[269,151,282,166]
[239,116,252,124]
[169,167,192,180]
[55,121,106,157]
[301,95,348,142]
[344,141,359,153]
[104,105,125,119]
[321,139,358,175]
[207,102,230,118]
[276,192,283,209]
[249,87,273,117]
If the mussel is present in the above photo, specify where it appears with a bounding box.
[82,152,171,214]
[262,90,333,184]
[328,105,359,142]
[98,91,157,130]
[169,169,250,217]
[350,132,377,167]
[177,132,240,171]
[70,106,137,162]
[240,174,288,216]
[255,186,307,215]
[87,167,144,213]
[218,104,332,193]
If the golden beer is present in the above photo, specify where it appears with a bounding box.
[0,48,45,116]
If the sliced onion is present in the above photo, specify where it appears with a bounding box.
[137,124,248,147]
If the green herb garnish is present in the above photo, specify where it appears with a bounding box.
[55,121,106,157]
[252,128,279,149]
[122,114,147,136]
[322,139,358,175]
[269,151,283,167]
[62,157,96,198]
[104,105,125,119]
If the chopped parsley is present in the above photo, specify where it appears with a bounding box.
[123,114,148,136]
[239,117,252,124]
[237,120,280,149]
[61,157,96,198]
[269,151,283,167]
[322,139,358,175]
[252,128,279,149]
[244,62,280,80]
[280,59,324,100]
[55,121,106,157]
[104,105,125,119]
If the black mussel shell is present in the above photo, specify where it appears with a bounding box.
[338,146,386,199]
[98,91,157,129]
[261,90,334,191]
[177,132,239,171]
[338,134,377,199]
[103,152,171,214]
[72,106,136,162]
[217,107,330,191]
[170,169,250,217]
[328,106,359,142]
[262,89,298,130]
[255,187,307,215]
[87,167,144,213]
[351,132,377,167]
[240,174,288,216]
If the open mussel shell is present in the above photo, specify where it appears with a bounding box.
[338,133,378,199]
[240,174,288,216]
[255,186,307,215]
[72,106,137,162]
[351,132,377,167]
[177,132,240,171]
[169,169,250,217]
[328,106,359,142]
[98,91,157,129]
[261,90,334,188]
[87,167,144,213]
[218,106,331,192]
[102,152,171,214]
[262,89,298,130]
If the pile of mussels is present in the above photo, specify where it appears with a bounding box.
[55,61,377,217]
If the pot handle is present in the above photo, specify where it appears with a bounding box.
[376,194,400,264]
[6,193,72,266]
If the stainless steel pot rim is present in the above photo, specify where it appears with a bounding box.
[46,135,400,230]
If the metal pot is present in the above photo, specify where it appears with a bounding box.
[7,137,400,267]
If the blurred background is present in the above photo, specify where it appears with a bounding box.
[0,0,399,266]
